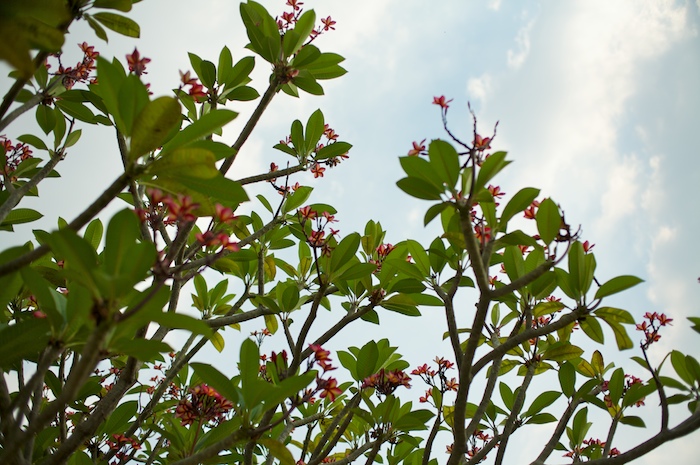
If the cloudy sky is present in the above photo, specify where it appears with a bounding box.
[2,0,699,463]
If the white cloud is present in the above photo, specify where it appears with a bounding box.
[467,73,493,103]
[488,0,502,11]
[593,154,642,234]
[507,18,535,69]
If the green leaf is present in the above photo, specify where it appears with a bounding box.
[190,362,238,405]
[532,300,564,317]
[92,12,140,38]
[117,74,149,136]
[1,208,42,226]
[239,338,260,400]
[475,151,509,192]
[356,341,379,380]
[396,177,443,200]
[598,317,633,350]
[163,109,238,152]
[536,198,561,245]
[428,139,460,190]
[579,317,604,344]
[619,415,646,428]
[594,307,635,324]
[595,275,644,300]
[17,134,47,151]
[99,401,137,436]
[259,438,295,465]
[499,382,514,410]
[111,338,171,361]
[85,14,108,41]
[292,72,324,96]
[150,148,218,179]
[93,0,133,12]
[608,368,625,405]
[283,186,313,214]
[0,319,51,369]
[36,104,55,134]
[330,233,360,276]
[500,187,539,230]
[199,60,216,88]
[543,343,584,362]
[83,218,104,251]
[128,96,181,161]
[559,362,576,398]
[315,141,352,161]
[56,100,96,124]
[304,109,324,152]
[103,209,141,277]
[217,46,233,84]
[166,173,248,207]
[524,391,561,417]
[671,351,694,386]
[47,229,101,298]
[150,312,212,338]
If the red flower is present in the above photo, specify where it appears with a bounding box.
[318,377,342,402]
[432,95,453,109]
[582,240,595,253]
[126,48,151,76]
[321,16,336,31]
[473,134,491,151]
[311,163,325,178]
[179,70,198,86]
[298,205,317,221]
[408,139,426,156]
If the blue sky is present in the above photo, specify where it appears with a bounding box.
[2,0,699,463]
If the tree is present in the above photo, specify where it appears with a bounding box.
[0,1,698,464]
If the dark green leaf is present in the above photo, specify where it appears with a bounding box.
[500,187,539,231]
[536,198,561,245]
[129,97,181,161]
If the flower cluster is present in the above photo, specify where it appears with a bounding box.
[636,311,672,349]
[174,384,233,426]
[276,123,349,176]
[1,136,33,187]
[309,345,342,402]
[362,368,411,396]
[368,243,395,272]
[601,374,645,409]
[413,357,458,404]
[47,42,99,90]
[297,205,339,256]
[179,70,207,101]
[309,344,336,373]
[276,0,337,42]
[106,433,141,462]
[563,438,620,460]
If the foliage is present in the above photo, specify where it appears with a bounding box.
[0,1,699,464]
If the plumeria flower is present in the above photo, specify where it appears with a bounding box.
[432,95,453,109]
[317,377,342,402]
[408,139,426,156]
[126,48,151,76]
[311,163,325,178]
[473,134,491,151]
[321,16,336,31]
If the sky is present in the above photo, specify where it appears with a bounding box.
[1,0,699,463]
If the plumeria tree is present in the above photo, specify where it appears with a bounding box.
[1,1,699,465]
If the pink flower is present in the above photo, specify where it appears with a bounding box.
[126,48,151,76]
[432,95,453,109]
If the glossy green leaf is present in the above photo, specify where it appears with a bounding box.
[532,300,564,317]
[579,316,604,344]
[559,362,576,398]
[620,415,646,427]
[536,198,561,245]
[315,141,351,161]
[239,338,260,400]
[607,368,625,405]
[199,60,216,88]
[396,177,443,200]
[128,96,181,161]
[330,233,360,276]
[304,109,324,152]
[283,186,313,214]
[1,208,42,226]
[524,391,561,417]
[428,139,460,190]
[595,275,644,300]
[598,317,633,350]
[500,187,539,230]
[475,151,509,192]
[56,100,96,124]
[150,312,212,338]
[36,104,55,134]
